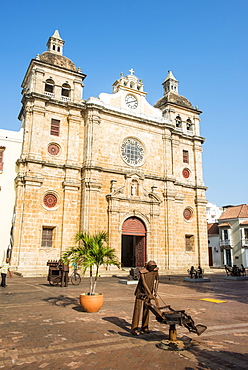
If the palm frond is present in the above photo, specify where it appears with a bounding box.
[62,230,119,294]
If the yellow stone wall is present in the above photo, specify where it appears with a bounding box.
[11,56,208,276]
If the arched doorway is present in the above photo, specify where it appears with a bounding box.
[121,217,147,267]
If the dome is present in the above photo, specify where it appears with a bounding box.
[154,92,194,110]
[40,51,76,71]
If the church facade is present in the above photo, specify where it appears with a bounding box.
[11,31,208,276]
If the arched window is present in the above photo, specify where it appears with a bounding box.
[186,119,193,131]
[61,83,71,101]
[44,79,55,97]
[175,115,182,128]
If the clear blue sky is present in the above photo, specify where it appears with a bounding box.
[0,0,247,207]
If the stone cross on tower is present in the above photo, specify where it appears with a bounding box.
[129,68,135,75]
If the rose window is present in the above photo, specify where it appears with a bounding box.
[121,138,144,166]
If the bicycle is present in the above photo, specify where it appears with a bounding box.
[70,269,81,285]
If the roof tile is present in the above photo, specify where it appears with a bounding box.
[207,223,219,234]
[218,204,248,220]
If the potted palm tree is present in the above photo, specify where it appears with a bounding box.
[62,231,119,312]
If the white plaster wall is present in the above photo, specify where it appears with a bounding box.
[0,128,23,263]
[206,202,223,223]
[231,219,246,267]
[208,234,221,267]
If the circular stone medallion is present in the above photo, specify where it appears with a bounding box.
[183,208,193,220]
[48,143,60,156]
[43,193,58,208]
[182,168,190,178]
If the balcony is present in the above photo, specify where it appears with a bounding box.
[175,126,182,131]
[186,130,194,136]
[220,239,231,247]
[242,238,248,248]
[60,96,70,102]
[44,91,54,98]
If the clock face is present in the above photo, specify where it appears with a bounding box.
[121,138,144,166]
[125,94,138,109]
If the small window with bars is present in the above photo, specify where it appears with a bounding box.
[41,227,54,248]
[183,150,189,163]
[0,147,5,171]
[185,235,194,251]
[50,119,60,136]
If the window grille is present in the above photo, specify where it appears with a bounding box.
[50,119,60,136]
[183,150,189,163]
[185,235,194,251]
[41,227,54,248]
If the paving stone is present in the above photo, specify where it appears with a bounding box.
[0,273,248,369]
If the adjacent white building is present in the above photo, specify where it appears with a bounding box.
[207,203,248,268]
[207,223,222,267]
[0,128,23,264]
[206,202,223,223]
[218,204,248,268]
[206,202,223,267]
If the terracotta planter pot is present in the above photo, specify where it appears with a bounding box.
[79,293,104,313]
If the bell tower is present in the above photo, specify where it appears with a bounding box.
[46,30,65,55]
[12,31,86,276]
[162,70,179,95]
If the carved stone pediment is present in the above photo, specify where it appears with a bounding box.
[148,192,162,203]
[111,186,125,197]
[106,177,162,208]
[125,171,145,180]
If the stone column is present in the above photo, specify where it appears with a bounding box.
[81,176,102,232]
[148,187,163,266]
[195,191,208,267]
[66,113,82,166]
[12,174,44,275]
[163,184,176,270]
[61,180,81,252]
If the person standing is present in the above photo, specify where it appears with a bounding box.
[1,258,10,287]
[131,260,159,335]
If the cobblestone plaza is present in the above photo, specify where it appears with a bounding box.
[1,272,248,369]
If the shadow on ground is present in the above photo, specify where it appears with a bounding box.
[159,275,248,305]
[102,315,166,342]
[44,295,84,310]
[189,345,248,369]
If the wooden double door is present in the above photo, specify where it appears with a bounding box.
[121,217,146,268]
